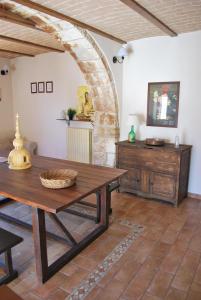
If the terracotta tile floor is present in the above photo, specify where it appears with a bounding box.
[1,192,201,299]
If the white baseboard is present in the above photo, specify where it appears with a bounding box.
[188,192,201,200]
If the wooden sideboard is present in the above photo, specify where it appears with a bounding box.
[116,140,192,206]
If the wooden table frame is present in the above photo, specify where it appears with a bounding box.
[32,186,108,282]
[0,156,125,283]
[0,194,101,245]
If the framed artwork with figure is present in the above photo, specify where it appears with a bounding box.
[147,81,180,128]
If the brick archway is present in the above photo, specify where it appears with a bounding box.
[5,1,120,165]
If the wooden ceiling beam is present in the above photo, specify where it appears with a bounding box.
[0,34,64,53]
[12,0,126,44]
[0,8,41,31]
[120,0,177,37]
[0,48,34,57]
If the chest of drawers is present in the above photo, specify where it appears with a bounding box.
[116,141,192,206]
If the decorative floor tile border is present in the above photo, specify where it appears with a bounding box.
[66,220,144,300]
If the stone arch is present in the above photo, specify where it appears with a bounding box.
[5,1,120,165]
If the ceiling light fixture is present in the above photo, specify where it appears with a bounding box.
[113,56,124,64]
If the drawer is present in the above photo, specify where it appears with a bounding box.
[118,148,179,174]
[119,158,177,175]
[118,147,179,163]
[143,160,177,174]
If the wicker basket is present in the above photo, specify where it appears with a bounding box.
[40,169,78,189]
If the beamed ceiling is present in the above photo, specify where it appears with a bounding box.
[0,0,201,59]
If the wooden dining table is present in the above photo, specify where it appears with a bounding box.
[0,155,126,283]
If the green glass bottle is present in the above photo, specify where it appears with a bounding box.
[128,125,135,143]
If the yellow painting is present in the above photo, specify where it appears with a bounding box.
[77,86,94,121]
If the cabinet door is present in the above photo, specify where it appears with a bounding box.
[150,172,176,200]
[119,167,141,191]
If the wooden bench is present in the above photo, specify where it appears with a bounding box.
[0,228,23,285]
[0,285,23,300]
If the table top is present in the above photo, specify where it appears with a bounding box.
[0,156,126,213]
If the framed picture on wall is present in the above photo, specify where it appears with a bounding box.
[38,82,45,93]
[31,82,37,94]
[46,81,53,93]
[147,81,180,128]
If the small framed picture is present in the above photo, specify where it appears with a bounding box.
[46,81,53,93]
[147,81,180,128]
[38,82,45,93]
[31,82,37,94]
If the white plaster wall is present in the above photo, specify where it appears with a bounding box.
[10,33,123,162]
[122,31,201,195]
[11,52,85,159]
[0,58,14,138]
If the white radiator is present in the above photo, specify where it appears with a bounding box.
[67,128,93,163]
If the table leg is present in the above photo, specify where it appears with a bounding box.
[32,186,109,283]
[100,185,109,228]
[32,208,48,283]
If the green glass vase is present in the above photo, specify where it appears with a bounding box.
[128,125,136,143]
